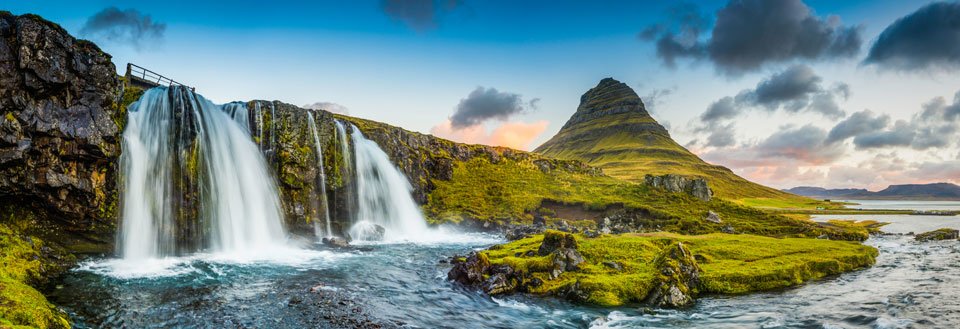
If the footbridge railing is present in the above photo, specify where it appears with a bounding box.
[124,63,195,91]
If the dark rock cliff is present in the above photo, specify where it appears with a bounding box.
[0,12,122,251]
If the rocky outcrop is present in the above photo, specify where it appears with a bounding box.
[0,12,122,250]
[915,228,959,241]
[644,174,713,201]
[704,211,722,224]
[646,242,700,308]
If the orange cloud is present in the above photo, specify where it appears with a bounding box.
[430,119,549,151]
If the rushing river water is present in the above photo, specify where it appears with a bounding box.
[51,203,960,328]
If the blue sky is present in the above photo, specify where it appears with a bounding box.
[7,0,960,189]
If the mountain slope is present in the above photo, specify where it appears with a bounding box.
[787,183,960,200]
[535,78,804,201]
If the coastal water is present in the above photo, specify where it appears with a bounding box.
[51,205,960,328]
[841,199,960,211]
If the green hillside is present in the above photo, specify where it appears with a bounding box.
[535,78,810,203]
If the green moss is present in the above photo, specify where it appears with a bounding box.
[482,232,877,307]
[426,156,845,238]
[0,224,70,329]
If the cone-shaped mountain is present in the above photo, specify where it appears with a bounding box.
[535,78,801,200]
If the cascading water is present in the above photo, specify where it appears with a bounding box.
[348,124,429,241]
[222,102,251,134]
[334,121,354,223]
[254,102,264,150]
[119,87,287,260]
[306,111,332,238]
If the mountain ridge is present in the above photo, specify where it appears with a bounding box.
[785,183,960,200]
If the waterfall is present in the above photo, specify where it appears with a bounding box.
[223,102,250,134]
[254,102,264,150]
[334,121,354,224]
[306,111,332,238]
[348,124,429,241]
[119,87,287,260]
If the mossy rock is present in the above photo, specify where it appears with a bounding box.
[915,228,960,242]
[474,232,878,307]
[0,224,71,329]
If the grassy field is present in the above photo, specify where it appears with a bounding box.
[483,231,878,306]
[426,156,867,239]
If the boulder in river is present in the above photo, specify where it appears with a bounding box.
[321,236,350,248]
[915,228,959,242]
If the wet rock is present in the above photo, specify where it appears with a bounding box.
[482,264,523,295]
[646,242,700,308]
[643,174,713,201]
[447,251,490,287]
[321,236,350,248]
[915,228,960,242]
[504,224,544,241]
[705,211,722,224]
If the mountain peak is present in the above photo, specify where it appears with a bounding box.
[534,78,803,201]
[576,77,646,116]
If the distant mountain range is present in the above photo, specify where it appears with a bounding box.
[785,183,960,200]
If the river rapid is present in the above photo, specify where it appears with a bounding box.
[50,202,960,329]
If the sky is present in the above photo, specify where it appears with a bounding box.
[7,0,960,190]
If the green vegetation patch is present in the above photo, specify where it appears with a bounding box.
[426,156,852,239]
[481,231,878,306]
[0,224,70,329]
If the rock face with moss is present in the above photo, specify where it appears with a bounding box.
[644,174,713,201]
[450,230,878,308]
[0,12,123,251]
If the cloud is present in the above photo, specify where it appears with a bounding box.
[700,96,740,122]
[450,87,529,128]
[694,65,848,144]
[303,102,349,115]
[430,119,549,150]
[864,2,960,71]
[754,125,845,164]
[641,0,862,75]
[705,123,736,148]
[700,124,845,168]
[642,2,711,67]
[826,110,890,144]
[909,160,960,182]
[381,0,462,32]
[827,166,880,187]
[748,65,824,112]
[642,87,677,114]
[831,91,960,150]
[852,120,916,149]
[80,7,165,50]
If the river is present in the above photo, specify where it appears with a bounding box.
[50,201,960,328]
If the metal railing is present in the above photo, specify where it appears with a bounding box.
[125,63,194,91]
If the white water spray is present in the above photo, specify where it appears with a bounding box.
[119,87,287,260]
[348,125,429,241]
[306,111,332,237]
